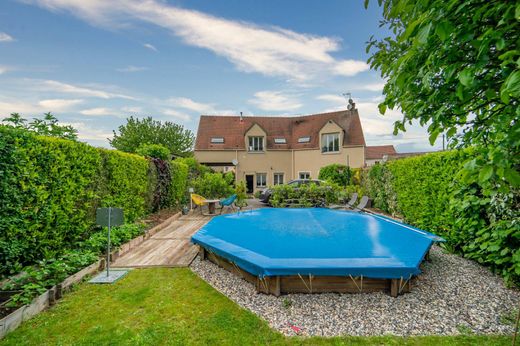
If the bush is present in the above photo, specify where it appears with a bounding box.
[318,164,352,186]
[192,172,234,199]
[235,181,247,207]
[363,149,519,286]
[0,126,187,277]
[136,143,171,160]
[270,182,338,207]
[170,160,189,206]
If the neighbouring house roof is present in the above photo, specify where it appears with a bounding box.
[365,145,397,159]
[195,109,366,150]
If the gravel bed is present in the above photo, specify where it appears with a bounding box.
[190,245,519,336]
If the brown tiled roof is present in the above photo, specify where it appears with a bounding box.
[195,109,366,150]
[365,145,397,159]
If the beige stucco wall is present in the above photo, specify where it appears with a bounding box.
[194,119,366,191]
[293,146,364,180]
[194,145,365,192]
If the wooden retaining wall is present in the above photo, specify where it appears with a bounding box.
[200,247,412,297]
[0,212,181,339]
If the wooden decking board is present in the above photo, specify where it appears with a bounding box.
[112,213,210,268]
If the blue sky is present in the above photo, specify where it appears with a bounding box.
[0,0,441,152]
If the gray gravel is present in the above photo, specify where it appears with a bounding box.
[190,245,520,336]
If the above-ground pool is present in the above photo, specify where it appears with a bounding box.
[192,208,444,296]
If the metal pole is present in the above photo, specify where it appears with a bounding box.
[107,207,111,277]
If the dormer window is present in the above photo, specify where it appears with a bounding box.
[322,133,340,153]
[210,137,224,143]
[298,136,311,143]
[248,136,264,152]
[274,138,286,144]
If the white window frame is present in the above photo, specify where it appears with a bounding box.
[248,136,264,152]
[274,138,286,144]
[298,136,311,143]
[299,171,311,180]
[321,132,340,153]
[273,172,284,185]
[210,137,224,143]
[256,172,267,187]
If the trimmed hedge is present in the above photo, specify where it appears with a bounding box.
[363,149,519,285]
[0,126,186,276]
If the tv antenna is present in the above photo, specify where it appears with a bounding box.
[342,93,356,110]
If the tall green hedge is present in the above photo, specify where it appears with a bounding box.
[0,126,187,276]
[363,149,519,285]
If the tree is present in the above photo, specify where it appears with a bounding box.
[2,112,78,140]
[366,0,519,192]
[318,164,352,186]
[110,116,194,156]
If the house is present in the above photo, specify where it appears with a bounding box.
[365,145,397,166]
[194,108,366,193]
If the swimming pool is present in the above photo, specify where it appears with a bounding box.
[192,208,444,296]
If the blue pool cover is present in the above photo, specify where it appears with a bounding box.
[191,208,444,279]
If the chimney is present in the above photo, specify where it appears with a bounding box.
[239,111,243,122]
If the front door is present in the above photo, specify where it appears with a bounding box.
[245,174,254,193]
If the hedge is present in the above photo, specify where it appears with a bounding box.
[363,149,519,285]
[0,126,186,277]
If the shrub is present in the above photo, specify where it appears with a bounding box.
[170,160,189,206]
[318,164,352,186]
[136,143,171,160]
[0,126,187,277]
[270,182,338,207]
[363,149,519,286]
[235,181,247,207]
[192,172,234,199]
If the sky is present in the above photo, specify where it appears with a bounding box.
[0,0,442,152]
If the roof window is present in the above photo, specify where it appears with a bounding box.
[298,136,311,143]
[274,138,286,144]
[210,137,224,143]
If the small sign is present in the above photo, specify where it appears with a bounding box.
[188,187,194,193]
[96,208,124,227]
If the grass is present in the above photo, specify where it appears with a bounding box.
[0,268,513,346]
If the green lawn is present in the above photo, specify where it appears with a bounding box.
[0,269,512,346]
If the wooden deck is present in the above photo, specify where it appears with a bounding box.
[112,213,211,268]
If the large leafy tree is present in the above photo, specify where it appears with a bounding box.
[110,116,194,156]
[2,112,78,140]
[367,0,519,285]
[366,0,519,192]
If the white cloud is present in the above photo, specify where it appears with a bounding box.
[0,66,8,75]
[116,65,148,72]
[143,43,158,52]
[0,32,14,42]
[163,109,191,121]
[79,107,116,116]
[316,94,346,104]
[358,82,385,92]
[121,106,142,113]
[38,98,84,111]
[0,98,82,117]
[63,121,112,141]
[39,80,135,100]
[332,60,369,77]
[25,0,368,81]
[249,91,302,112]
[168,97,215,113]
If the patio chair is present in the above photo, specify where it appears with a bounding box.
[191,193,208,214]
[329,193,358,209]
[353,195,369,212]
[219,194,237,214]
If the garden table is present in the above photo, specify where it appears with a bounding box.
[206,199,220,215]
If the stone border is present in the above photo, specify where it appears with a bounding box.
[0,212,181,339]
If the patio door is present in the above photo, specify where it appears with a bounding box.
[245,174,254,193]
